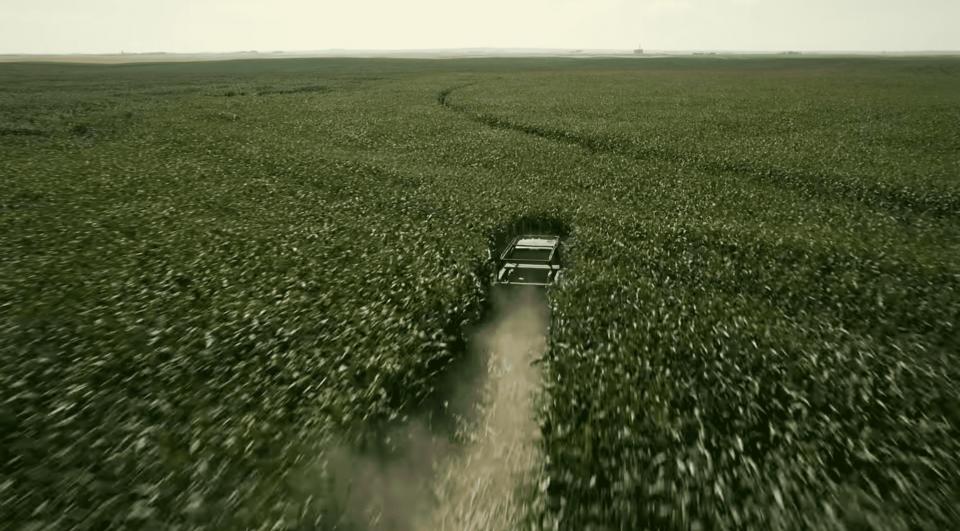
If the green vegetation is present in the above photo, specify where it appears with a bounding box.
[2,56,958,529]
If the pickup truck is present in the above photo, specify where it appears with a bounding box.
[495,235,563,286]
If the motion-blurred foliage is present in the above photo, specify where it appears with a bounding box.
[1,56,958,529]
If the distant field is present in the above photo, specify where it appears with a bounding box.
[2,56,959,529]
[0,50,639,64]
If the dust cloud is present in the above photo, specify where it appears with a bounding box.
[417,286,548,530]
[322,286,548,530]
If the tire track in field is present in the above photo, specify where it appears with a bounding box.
[437,85,960,220]
[321,287,547,531]
[415,286,547,531]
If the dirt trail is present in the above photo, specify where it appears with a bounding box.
[322,286,547,530]
[416,286,547,530]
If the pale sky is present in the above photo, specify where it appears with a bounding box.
[1,0,958,54]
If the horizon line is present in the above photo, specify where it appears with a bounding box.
[4,47,960,55]
[2,48,959,64]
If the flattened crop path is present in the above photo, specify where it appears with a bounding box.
[437,84,960,219]
[416,287,547,530]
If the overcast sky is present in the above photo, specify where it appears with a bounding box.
[1,0,958,54]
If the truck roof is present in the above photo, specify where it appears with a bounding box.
[515,236,559,247]
[500,234,560,263]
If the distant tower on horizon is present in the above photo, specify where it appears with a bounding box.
[633,43,644,55]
